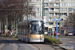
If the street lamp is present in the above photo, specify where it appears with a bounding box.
[42,0,44,20]
[27,0,28,20]
[58,0,63,33]
[58,0,61,33]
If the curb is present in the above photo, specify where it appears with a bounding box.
[58,44,72,50]
[45,42,72,50]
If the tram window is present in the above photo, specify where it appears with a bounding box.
[20,27,21,35]
[31,25,44,34]
[23,27,25,34]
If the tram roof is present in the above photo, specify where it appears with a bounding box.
[18,18,43,24]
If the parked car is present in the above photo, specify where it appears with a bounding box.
[65,32,73,36]
[54,32,61,36]
[44,31,48,35]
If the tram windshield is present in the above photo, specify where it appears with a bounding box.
[30,21,44,34]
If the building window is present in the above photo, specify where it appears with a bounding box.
[55,13,59,16]
[39,13,41,16]
[60,0,67,1]
[68,3,75,7]
[44,3,48,6]
[60,13,67,16]
[36,0,41,1]
[49,8,54,11]
[44,8,48,11]
[44,13,49,16]
[36,13,41,16]
[44,0,49,1]
[49,0,54,2]
[32,0,36,2]
[60,8,67,11]
[49,13,54,17]
[49,3,54,7]
[37,8,40,11]
[56,0,60,1]
[55,3,59,6]
[61,0,68,1]
[69,0,75,2]
[68,8,73,11]
[55,8,59,11]
[60,3,67,7]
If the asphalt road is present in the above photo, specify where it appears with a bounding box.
[0,37,38,50]
[0,36,56,50]
[59,37,75,50]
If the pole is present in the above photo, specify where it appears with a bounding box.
[16,13,18,36]
[5,13,8,36]
[0,18,1,30]
[27,0,28,20]
[59,0,61,33]
[52,31,54,38]
[0,18,1,35]
[56,21,58,39]
[6,15,8,30]
[42,0,44,20]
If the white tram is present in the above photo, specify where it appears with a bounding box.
[18,19,44,42]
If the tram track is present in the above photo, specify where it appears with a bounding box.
[0,37,41,50]
[3,37,41,50]
[32,44,41,50]
[0,43,8,50]
[8,40,20,50]
[0,37,20,50]
[0,37,9,50]
[8,39,41,50]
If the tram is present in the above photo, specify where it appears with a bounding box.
[18,19,44,42]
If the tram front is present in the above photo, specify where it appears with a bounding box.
[29,20,44,42]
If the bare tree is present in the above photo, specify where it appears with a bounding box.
[64,13,75,27]
[0,0,35,21]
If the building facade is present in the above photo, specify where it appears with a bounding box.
[24,0,75,28]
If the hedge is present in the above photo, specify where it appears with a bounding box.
[45,37,61,44]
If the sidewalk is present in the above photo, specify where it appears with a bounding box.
[34,43,66,50]
[58,44,72,50]
[37,42,72,50]
[34,44,55,50]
